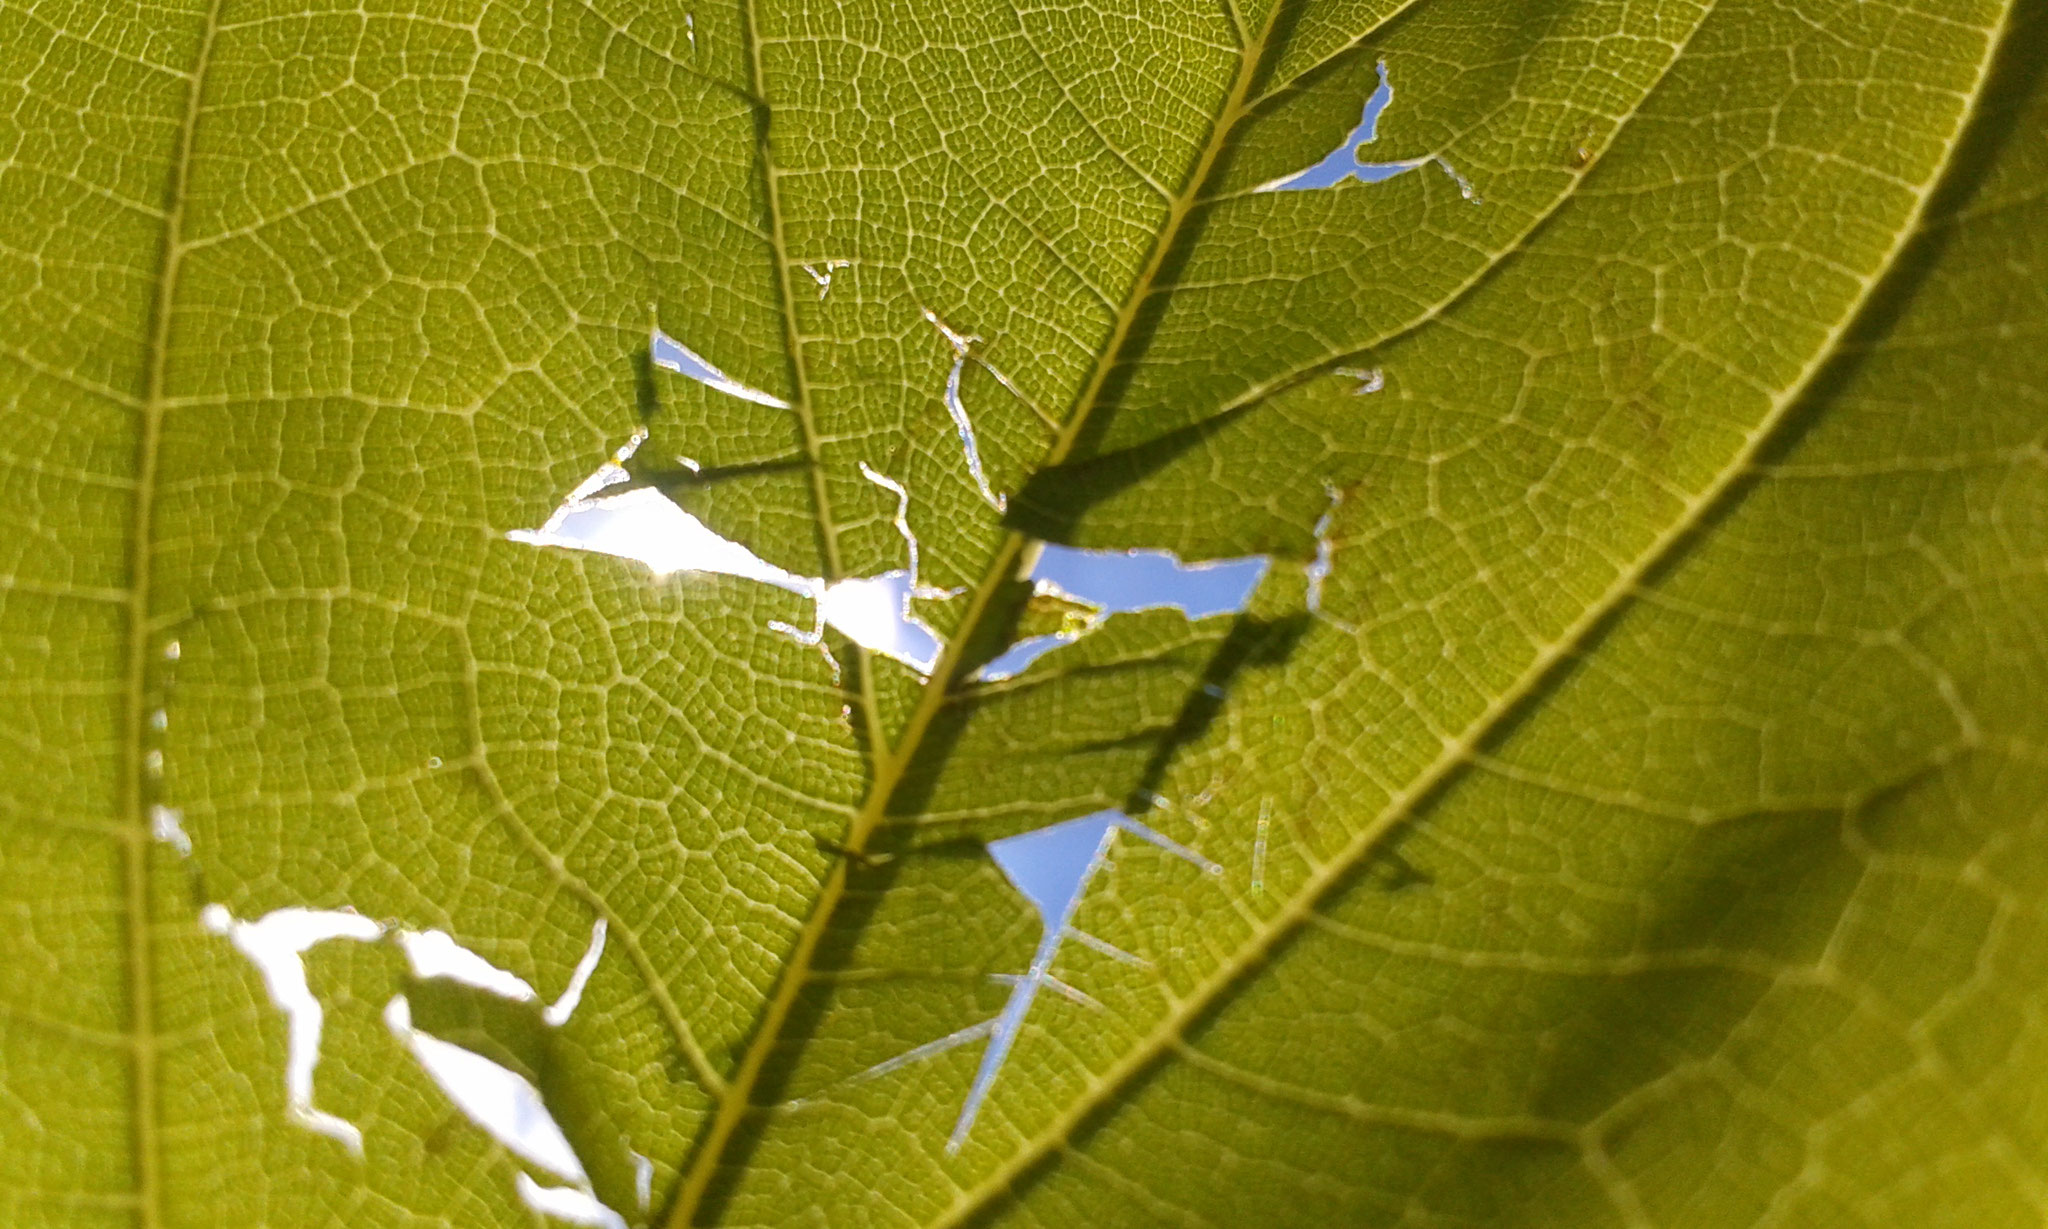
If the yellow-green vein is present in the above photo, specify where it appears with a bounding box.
[924,6,2016,1220]
[663,0,1317,1219]
[124,0,228,1224]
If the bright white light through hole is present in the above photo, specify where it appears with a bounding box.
[400,929,541,1002]
[384,995,586,1181]
[150,804,191,855]
[205,905,625,1225]
[200,905,384,1153]
[516,1174,630,1229]
[509,432,943,674]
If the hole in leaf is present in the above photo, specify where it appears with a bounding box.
[150,804,191,855]
[835,809,1218,1154]
[1334,365,1384,395]
[514,1173,630,1229]
[385,994,592,1185]
[1307,484,1342,615]
[199,904,385,1154]
[205,905,623,1223]
[977,544,1269,680]
[802,260,851,297]
[923,309,1010,513]
[1255,62,1480,201]
[398,930,541,1004]
[510,434,945,674]
[649,329,790,408]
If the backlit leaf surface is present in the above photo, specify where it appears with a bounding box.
[2,0,2044,1225]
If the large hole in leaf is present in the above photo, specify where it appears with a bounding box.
[508,427,943,675]
[975,543,1270,680]
[203,904,629,1227]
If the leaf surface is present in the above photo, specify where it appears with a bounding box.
[2,0,2044,1226]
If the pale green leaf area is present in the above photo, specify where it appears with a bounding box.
[2,0,2045,1223]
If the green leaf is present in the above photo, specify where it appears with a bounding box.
[3,0,2044,1226]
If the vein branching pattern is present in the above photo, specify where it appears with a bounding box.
[2,0,2045,1227]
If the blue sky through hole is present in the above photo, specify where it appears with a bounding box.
[974,544,1269,680]
[1255,62,1408,192]
[514,332,1275,1159]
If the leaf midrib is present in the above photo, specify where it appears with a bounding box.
[662,0,2007,1218]
[124,1,228,1224]
[661,0,1320,1218]
[923,5,2017,1222]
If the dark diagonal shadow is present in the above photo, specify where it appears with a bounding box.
[935,9,2048,1221]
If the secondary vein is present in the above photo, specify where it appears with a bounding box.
[924,3,2020,1221]
[123,0,228,1224]
[661,0,1302,1220]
